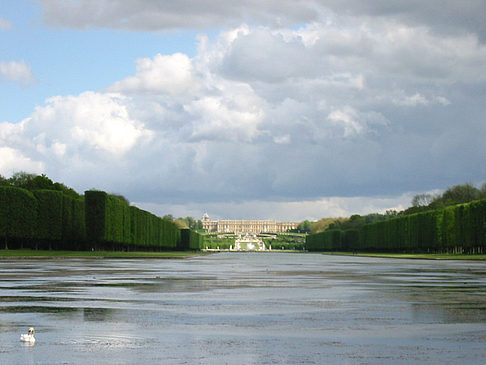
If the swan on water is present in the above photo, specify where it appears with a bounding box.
[20,327,35,343]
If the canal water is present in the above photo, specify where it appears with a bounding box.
[1,252,486,364]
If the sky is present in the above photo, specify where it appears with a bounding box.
[1,0,486,221]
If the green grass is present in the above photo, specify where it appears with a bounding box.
[0,249,209,259]
[317,251,486,260]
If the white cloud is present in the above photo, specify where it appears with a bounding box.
[394,93,429,107]
[0,146,44,176]
[108,53,197,95]
[391,92,453,107]
[327,108,364,137]
[0,60,36,85]
[30,91,152,157]
[0,91,153,184]
[186,94,264,143]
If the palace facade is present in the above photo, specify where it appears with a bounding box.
[201,213,298,234]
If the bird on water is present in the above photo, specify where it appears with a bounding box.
[20,327,36,343]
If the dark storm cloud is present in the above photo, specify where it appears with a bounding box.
[38,0,486,43]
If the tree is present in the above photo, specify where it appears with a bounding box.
[385,210,398,218]
[8,172,41,189]
[174,219,188,229]
[343,214,365,230]
[296,220,312,233]
[7,172,59,191]
[439,183,480,206]
[185,216,196,229]
[480,183,486,199]
[412,193,434,207]
[311,217,346,234]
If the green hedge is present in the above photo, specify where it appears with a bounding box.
[307,199,486,254]
[61,194,86,248]
[181,229,205,250]
[0,186,213,252]
[85,191,183,250]
[0,186,37,248]
[33,190,63,244]
[86,191,133,249]
[85,190,107,245]
[306,229,343,251]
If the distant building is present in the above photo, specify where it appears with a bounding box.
[201,213,298,234]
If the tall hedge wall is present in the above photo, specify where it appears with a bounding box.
[181,228,205,250]
[306,199,486,254]
[0,186,37,248]
[86,191,133,249]
[85,190,107,245]
[61,194,86,249]
[0,186,200,251]
[85,191,183,250]
[128,206,182,250]
[34,190,63,245]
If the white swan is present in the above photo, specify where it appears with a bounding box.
[20,327,35,343]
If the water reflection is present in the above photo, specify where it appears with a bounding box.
[83,307,113,322]
[1,253,486,364]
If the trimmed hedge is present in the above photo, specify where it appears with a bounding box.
[61,194,86,249]
[33,190,63,248]
[85,191,183,250]
[180,228,205,250]
[0,186,200,251]
[85,190,133,249]
[307,230,343,251]
[306,199,486,254]
[0,186,37,248]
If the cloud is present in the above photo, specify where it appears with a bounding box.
[37,0,486,44]
[3,16,486,219]
[0,60,36,86]
[108,53,197,95]
[0,91,153,189]
[134,193,413,221]
[327,108,364,137]
[316,0,486,43]
[0,17,12,30]
[0,146,44,176]
[390,93,452,107]
[28,92,152,156]
[37,0,319,30]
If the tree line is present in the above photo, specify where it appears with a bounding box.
[299,182,486,235]
[0,172,204,251]
[306,188,486,254]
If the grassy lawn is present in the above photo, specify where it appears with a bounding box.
[317,251,486,260]
[0,249,209,259]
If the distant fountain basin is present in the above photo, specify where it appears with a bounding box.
[233,234,267,251]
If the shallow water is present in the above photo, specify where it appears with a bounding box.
[1,253,486,364]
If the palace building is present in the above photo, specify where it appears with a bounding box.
[201,213,298,234]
